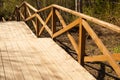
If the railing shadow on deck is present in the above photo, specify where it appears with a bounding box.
[12,1,120,79]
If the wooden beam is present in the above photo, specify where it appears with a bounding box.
[35,14,52,37]
[26,7,37,32]
[18,1,25,9]
[37,5,52,13]
[24,4,27,19]
[39,27,44,36]
[24,1,37,12]
[78,18,86,65]
[26,6,31,17]
[25,14,36,21]
[39,11,52,36]
[32,20,37,33]
[36,17,39,36]
[51,7,56,35]
[53,18,80,38]
[82,19,120,77]
[55,10,79,55]
[52,4,120,33]
[25,13,37,32]
[19,10,25,20]
[85,53,120,62]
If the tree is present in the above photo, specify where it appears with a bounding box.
[78,0,83,13]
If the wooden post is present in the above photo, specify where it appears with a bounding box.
[36,17,39,37]
[24,4,27,20]
[16,6,20,21]
[51,7,56,38]
[78,18,86,65]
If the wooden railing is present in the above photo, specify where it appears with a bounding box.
[13,1,120,78]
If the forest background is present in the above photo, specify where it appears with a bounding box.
[0,0,120,26]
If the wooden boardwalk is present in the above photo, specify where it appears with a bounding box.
[0,21,95,80]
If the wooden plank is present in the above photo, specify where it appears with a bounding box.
[24,2,37,12]
[15,39,33,80]
[16,41,42,80]
[24,5,27,19]
[0,43,5,80]
[28,39,78,80]
[35,38,96,80]
[82,19,120,77]
[26,6,31,17]
[52,4,120,33]
[0,21,95,80]
[0,41,15,80]
[26,40,58,80]
[17,23,42,80]
[7,30,33,80]
[32,20,37,33]
[19,10,25,20]
[39,10,52,36]
[17,22,37,39]
[78,18,86,65]
[5,41,25,80]
[35,18,39,36]
[51,7,56,35]
[53,18,80,38]
[85,54,120,62]
[26,7,37,33]
[36,14,52,37]
[25,14,36,21]
[37,5,52,13]
[55,10,79,55]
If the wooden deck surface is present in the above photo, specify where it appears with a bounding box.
[0,21,95,80]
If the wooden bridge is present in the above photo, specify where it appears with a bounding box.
[1,1,120,79]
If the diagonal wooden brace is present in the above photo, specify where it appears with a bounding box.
[82,19,120,78]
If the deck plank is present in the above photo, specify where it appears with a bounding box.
[16,41,42,80]
[28,40,72,80]
[0,21,96,80]
[0,41,15,80]
[5,41,25,80]
[11,41,33,80]
[0,42,5,80]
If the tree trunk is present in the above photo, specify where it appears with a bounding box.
[35,0,41,9]
[75,0,77,11]
[78,0,83,13]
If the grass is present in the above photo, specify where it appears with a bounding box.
[113,45,120,53]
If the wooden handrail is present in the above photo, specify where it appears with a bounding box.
[52,4,120,33]
[24,2,37,12]
[37,5,52,13]
[16,1,120,33]
[53,18,80,38]
[13,1,120,78]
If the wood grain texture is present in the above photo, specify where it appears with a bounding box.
[82,19,120,77]
[85,54,120,62]
[0,21,95,80]
[13,2,120,78]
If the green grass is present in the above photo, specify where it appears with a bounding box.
[113,45,120,53]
